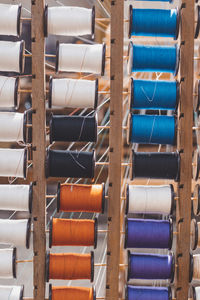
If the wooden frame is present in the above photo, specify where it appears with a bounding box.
[176,1,194,299]
[106,1,124,299]
[31,1,46,299]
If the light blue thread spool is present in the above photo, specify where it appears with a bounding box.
[129,114,176,145]
[127,42,180,75]
[129,6,179,39]
[129,78,179,111]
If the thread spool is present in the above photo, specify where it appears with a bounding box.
[125,218,173,249]
[190,254,200,281]
[0,248,16,279]
[0,4,21,37]
[134,0,173,2]
[127,42,179,75]
[191,219,198,251]
[126,184,174,215]
[128,114,176,145]
[0,183,32,212]
[49,218,98,248]
[193,184,200,215]
[195,6,200,39]
[0,112,30,143]
[49,77,98,109]
[49,284,95,300]
[0,41,24,74]
[129,6,179,39]
[49,114,97,143]
[0,218,31,248]
[56,42,106,76]
[129,78,179,111]
[192,286,200,300]
[193,149,200,181]
[125,285,172,300]
[0,285,23,300]
[127,251,175,282]
[44,5,95,38]
[57,182,105,213]
[0,148,27,178]
[0,76,19,109]
[46,251,94,282]
[132,151,180,181]
[46,148,95,179]
[194,80,200,111]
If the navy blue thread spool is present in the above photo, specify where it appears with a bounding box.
[125,285,172,300]
[128,114,176,145]
[124,218,173,249]
[129,6,180,39]
[49,114,97,144]
[45,148,95,179]
[132,150,180,181]
[127,42,180,75]
[129,78,179,111]
[127,251,175,282]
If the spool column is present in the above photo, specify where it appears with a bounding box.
[31,0,46,299]
[106,1,124,299]
[176,1,194,299]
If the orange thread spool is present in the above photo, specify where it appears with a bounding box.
[57,182,105,213]
[50,218,97,248]
[49,284,95,300]
[46,251,94,282]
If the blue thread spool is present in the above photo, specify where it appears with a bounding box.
[129,114,176,145]
[125,286,172,300]
[124,218,173,249]
[127,251,175,282]
[127,42,179,75]
[129,6,179,39]
[129,78,179,111]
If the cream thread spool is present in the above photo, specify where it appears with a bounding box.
[0,148,27,179]
[0,285,23,300]
[192,254,200,280]
[0,184,32,212]
[0,219,31,248]
[0,4,21,37]
[44,5,95,38]
[0,248,16,279]
[0,41,24,74]
[56,42,106,75]
[0,112,27,142]
[0,76,19,109]
[126,184,174,215]
[49,77,98,109]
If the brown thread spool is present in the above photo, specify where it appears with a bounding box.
[49,218,97,249]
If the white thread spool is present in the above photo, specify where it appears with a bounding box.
[0,4,21,37]
[45,5,95,38]
[0,248,16,279]
[56,43,106,75]
[0,184,32,212]
[0,112,27,142]
[0,76,18,109]
[0,148,27,178]
[49,77,98,109]
[193,287,200,300]
[0,219,31,249]
[126,184,174,215]
[192,254,200,280]
[0,285,23,300]
[0,41,24,74]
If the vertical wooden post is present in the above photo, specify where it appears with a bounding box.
[31,0,46,299]
[176,2,194,299]
[106,1,124,299]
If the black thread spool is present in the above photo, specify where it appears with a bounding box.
[49,114,97,144]
[46,148,95,179]
[132,151,180,181]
